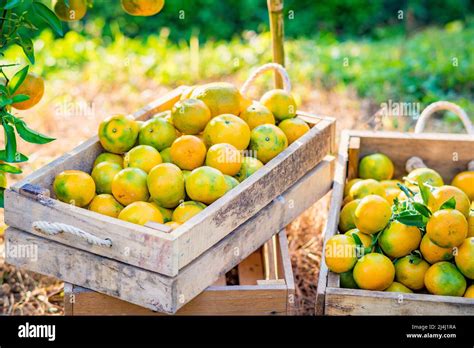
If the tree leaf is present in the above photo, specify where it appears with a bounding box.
[0,162,22,174]
[412,202,432,218]
[32,1,63,36]
[13,118,55,144]
[0,95,13,107]
[440,197,456,210]
[0,188,4,208]
[2,118,17,162]
[0,150,28,163]
[394,211,426,228]
[8,65,29,95]
[418,178,431,205]
[18,36,35,64]
[4,0,23,9]
[11,94,30,103]
[397,183,415,199]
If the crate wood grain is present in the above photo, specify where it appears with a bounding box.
[6,155,335,314]
[4,87,335,278]
[64,231,294,316]
[316,130,474,315]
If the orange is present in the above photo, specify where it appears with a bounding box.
[121,0,164,16]
[345,228,373,249]
[385,282,413,293]
[171,99,211,135]
[428,185,470,218]
[224,175,239,192]
[249,124,288,164]
[464,285,474,298]
[406,167,444,187]
[426,209,468,248]
[469,204,474,238]
[160,147,172,163]
[190,82,242,118]
[205,143,242,176]
[234,156,263,182]
[139,117,177,151]
[358,153,394,181]
[340,270,359,289]
[0,172,6,189]
[385,188,401,205]
[378,221,422,258]
[53,170,95,207]
[147,163,185,208]
[180,86,197,100]
[89,194,124,218]
[454,237,474,279]
[239,103,275,130]
[182,170,191,182]
[150,203,173,223]
[451,171,474,201]
[203,114,250,150]
[394,255,429,290]
[420,234,454,264]
[11,73,44,110]
[353,253,395,290]
[338,199,360,233]
[185,166,227,205]
[344,178,362,197]
[278,118,310,145]
[424,261,466,297]
[111,168,149,206]
[260,89,296,121]
[172,201,207,224]
[91,162,122,194]
[99,114,140,154]
[124,145,162,173]
[118,201,163,226]
[54,0,87,21]
[324,235,357,273]
[170,135,207,170]
[165,221,182,230]
[354,195,392,234]
[380,179,402,190]
[93,152,123,169]
[349,179,386,200]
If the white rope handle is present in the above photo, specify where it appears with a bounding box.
[240,63,291,97]
[32,221,112,247]
[415,101,473,134]
[405,156,427,173]
[468,160,474,171]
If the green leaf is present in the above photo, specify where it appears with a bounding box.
[0,188,4,208]
[0,95,13,107]
[0,150,28,163]
[13,118,55,144]
[0,85,9,95]
[4,0,23,9]
[8,65,29,95]
[418,179,431,205]
[412,202,432,218]
[397,183,415,199]
[18,36,35,64]
[33,1,64,36]
[2,118,17,162]
[408,250,423,265]
[394,211,426,228]
[11,94,30,103]
[440,197,456,210]
[0,163,22,174]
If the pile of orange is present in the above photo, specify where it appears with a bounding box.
[325,152,474,298]
[53,83,310,230]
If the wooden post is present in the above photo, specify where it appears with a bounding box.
[267,0,285,88]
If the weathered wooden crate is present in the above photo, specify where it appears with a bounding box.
[64,231,295,315]
[316,130,474,315]
[5,87,336,314]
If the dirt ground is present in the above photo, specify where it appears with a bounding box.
[0,76,367,315]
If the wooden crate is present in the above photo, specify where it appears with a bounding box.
[316,130,474,315]
[5,87,336,314]
[64,231,295,315]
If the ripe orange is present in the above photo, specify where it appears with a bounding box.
[190,82,242,117]
[358,153,394,181]
[451,171,474,201]
[345,228,373,249]
[139,117,177,151]
[160,147,172,163]
[353,253,395,290]
[147,163,185,208]
[12,73,45,110]
[420,234,454,264]
[171,99,211,135]
[354,195,392,234]
[91,162,122,194]
[118,201,163,226]
[385,282,413,293]
[338,199,360,233]
[53,170,95,207]
[234,156,263,182]
[464,285,474,298]
[111,168,149,206]
[239,103,275,130]
[428,185,470,218]
[93,152,123,169]
[54,0,87,21]
[150,203,173,223]
[172,201,207,224]
[205,143,242,176]
[426,209,468,248]
[124,145,162,173]
[378,221,422,258]
[278,118,310,145]
[340,270,359,289]
[224,175,240,192]
[324,235,357,273]
[99,114,140,154]
[406,167,444,187]
[260,89,296,121]
[185,166,227,204]
[203,114,251,150]
[394,255,430,290]
[454,237,474,279]
[344,178,362,197]
[469,204,474,238]
[424,261,466,297]
[89,194,124,218]
[165,221,182,230]
[121,0,164,16]
[349,179,386,200]
[249,124,288,164]
[170,135,207,170]
[0,172,7,189]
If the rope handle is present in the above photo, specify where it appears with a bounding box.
[415,101,473,134]
[240,63,292,97]
[405,156,427,173]
[32,221,112,247]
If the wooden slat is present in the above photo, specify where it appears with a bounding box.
[347,136,360,180]
[276,230,296,315]
[237,249,264,285]
[263,236,279,280]
[213,275,227,286]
